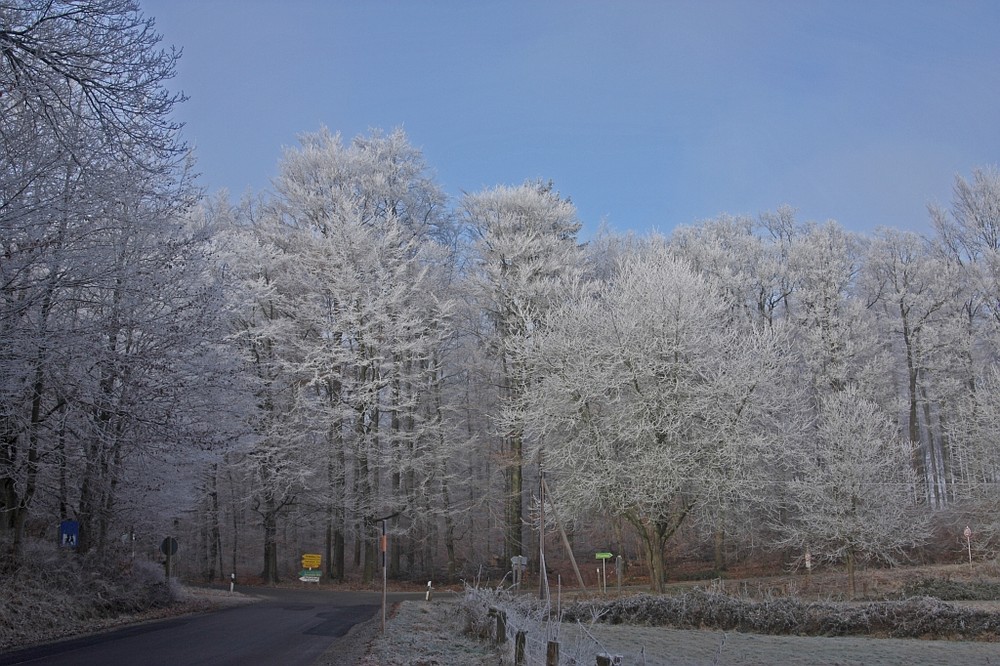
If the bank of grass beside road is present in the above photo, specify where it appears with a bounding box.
[346,597,498,666]
[0,540,256,652]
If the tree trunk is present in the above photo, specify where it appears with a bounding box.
[847,549,857,599]
[919,384,942,507]
[505,433,523,561]
[646,528,667,593]
[901,314,929,503]
[334,529,345,582]
[363,526,377,583]
[433,361,458,577]
[228,462,240,579]
[261,499,279,583]
[208,468,221,582]
[714,524,727,574]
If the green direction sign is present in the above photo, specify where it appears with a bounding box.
[595,552,613,560]
[298,569,321,583]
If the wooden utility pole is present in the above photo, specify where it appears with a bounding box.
[539,472,547,600]
[541,476,586,589]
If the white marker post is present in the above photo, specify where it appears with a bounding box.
[964,525,973,570]
[595,552,613,594]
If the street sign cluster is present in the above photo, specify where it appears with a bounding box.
[300,553,322,583]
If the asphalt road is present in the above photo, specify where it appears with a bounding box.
[0,586,424,666]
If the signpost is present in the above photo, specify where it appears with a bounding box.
[160,536,178,580]
[298,569,322,583]
[381,520,388,632]
[299,553,322,583]
[511,555,528,590]
[596,552,613,593]
[366,510,401,633]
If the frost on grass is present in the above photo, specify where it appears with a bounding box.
[562,588,1000,640]
[365,582,1000,666]
[359,600,499,666]
[0,538,249,651]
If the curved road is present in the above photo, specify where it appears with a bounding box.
[0,586,423,666]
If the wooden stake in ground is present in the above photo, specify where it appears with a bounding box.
[541,476,586,589]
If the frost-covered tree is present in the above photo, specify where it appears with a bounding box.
[928,167,1000,528]
[461,181,584,563]
[863,228,955,506]
[521,249,789,591]
[0,0,183,162]
[0,0,199,563]
[667,212,801,568]
[773,388,928,597]
[669,208,796,328]
[786,221,890,402]
[221,128,460,582]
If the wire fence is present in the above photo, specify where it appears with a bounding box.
[463,584,651,666]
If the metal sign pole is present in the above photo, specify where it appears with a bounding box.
[381,519,387,632]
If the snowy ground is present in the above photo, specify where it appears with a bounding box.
[349,598,1000,666]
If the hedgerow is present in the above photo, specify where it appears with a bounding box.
[902,577,1000,601]
[561,588,1000,640]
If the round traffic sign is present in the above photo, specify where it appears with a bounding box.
[160,536,178,556]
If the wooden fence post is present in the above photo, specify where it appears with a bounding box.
[546,640,559,666]
[496,609,507,643]
[515,631,526,665]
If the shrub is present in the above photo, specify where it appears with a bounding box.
[561,588,1000,640]
[0,539,179,650]
[902,577,1000,601]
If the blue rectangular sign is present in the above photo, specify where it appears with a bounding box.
[59,520,79,549]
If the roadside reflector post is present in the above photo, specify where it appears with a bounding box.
[965,525,973,570]
[595,552,613,594]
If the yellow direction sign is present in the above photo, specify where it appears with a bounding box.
[301,553,322,569]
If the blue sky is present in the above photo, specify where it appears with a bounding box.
[141,0,1000,237]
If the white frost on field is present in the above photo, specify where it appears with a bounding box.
[358,598,1000,666]
[358,600,498,665]
[550,621,1000,666]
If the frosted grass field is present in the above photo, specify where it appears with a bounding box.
[358,599,1000,666]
